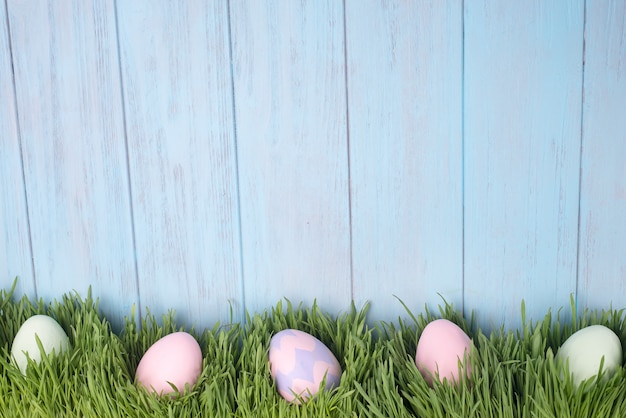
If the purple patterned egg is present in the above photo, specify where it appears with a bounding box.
[269,329,342,403]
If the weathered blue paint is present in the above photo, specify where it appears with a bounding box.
[577,0,626,312]
[6,0,137,328]
[116,1,242,329]
[1,2,35,298]
[1,0,624,330]
[463,0,585,329]
[345,0,464,323]
[230,0,352,315]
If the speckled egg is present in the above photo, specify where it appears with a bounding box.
[415,319,472,386]
[11,314,70,374]
[135,332,203,396]
[269,329,342,403]
[556,325,622,387]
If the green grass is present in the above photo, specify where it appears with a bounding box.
[1,279,625,417]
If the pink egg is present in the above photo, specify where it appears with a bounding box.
[135,332,203,395]
[415,319,472,386]
[269,329,342,403]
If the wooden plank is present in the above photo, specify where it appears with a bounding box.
[116,1,242,327]
[0,3,35,298]
[230,0,352,314]
[345,0,464,322]
[577,1,626,311]
[6,0,137,328]
[464,1,585,329]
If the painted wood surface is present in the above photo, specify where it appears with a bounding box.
[6,0,137,327]
[1,0,625,330]
[230,0,352,314]
[578,0,626,311]
[0,2,35,298]
[463,0,585,328]
[345,0,464,322]
[116,1,242,328]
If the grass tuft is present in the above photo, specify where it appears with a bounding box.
[1,279,626,417]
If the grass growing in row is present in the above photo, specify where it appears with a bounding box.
[1,279,625,417]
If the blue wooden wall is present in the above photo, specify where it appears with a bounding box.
[1,0,625,331]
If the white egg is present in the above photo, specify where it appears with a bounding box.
[556,325,622,387]
[11,315,70,374]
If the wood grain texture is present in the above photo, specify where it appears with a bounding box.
[577,0,626,310]
[3,0,626,329]
[345,0,463,322]
[116,1,243,327]
[0,3,35,297]
[463,0,585,328]
[7,0,137,327]
[230,0,352,314]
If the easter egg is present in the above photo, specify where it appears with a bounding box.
[269,329,342,403]
[415,319,472,386]
[555,325,622,387]
[135,332,203,395]
[11,314,70,374]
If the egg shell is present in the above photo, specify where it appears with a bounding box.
[269,329,342,403]
[415,319,472,386]
[11,314,70,374]
[135,332,203,396]
[556,325,622,387]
